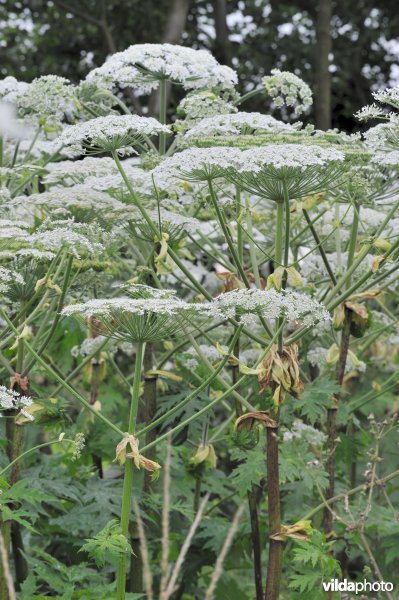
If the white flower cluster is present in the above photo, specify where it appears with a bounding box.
[373,87,399,110]
[235,144,344,173]
[62,294,206,344]
[30,220,106,258]
[11,249,56,261]
[0,267,25,293]
[355,104,386,122]
[175,91,236,133]
[43,157,118,187]
[57,114,170,156]
[362,122,396,149]
[66,297,174,316]
[206,288,330,327]
[0,222,31,243]
[300,251,375,282]
[185,112,295,138]
[71,336,107,358]
[0,76,29,103]
[283,419,327,447]
[12,186,127,217]
[18,138,65,159]
[72,432,85,460]
[86,43,237,95]
[152,146,242,188]
[372,150,399,166]
[0,385,33,421]
[183,343,227,369]
[14,75,78,128]
[262,69,313,115]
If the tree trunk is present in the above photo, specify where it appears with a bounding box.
[315,0,332,129]
[148,0,190,116]
[211,0,232,65]
[163,0,190,44]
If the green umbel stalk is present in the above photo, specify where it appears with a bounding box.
[116,341,145,599]
[265,189,289,600]
[159,78,167,156]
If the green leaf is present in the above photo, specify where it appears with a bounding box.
[230,445,265,497]
[80,519,132,567]
[298,378,340,425]
[0,505,38,532]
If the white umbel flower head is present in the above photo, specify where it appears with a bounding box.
[86,43,237,95]
[372,150,399,166]
[57,114,170,156]
[355,104,386,122]
[29,220,105,258]
[363,120,399,150]
[0,267,25,293]
[262,69,313,115]
[11,186,129,221]
[14,75,78,129]
[226,144,345,201]
[62,285,206,342]
[0,386,33,420]
[43,157,118,187]
[152,146,242,187]
[0,76,29,103]
[184,112,295,138]
[174,91,237,133]
[372,87,399,110]
[206,288,330,327]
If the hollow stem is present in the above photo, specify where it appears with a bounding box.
[264,187,289,600]
[116,341,145,599]
[159,78,167,155]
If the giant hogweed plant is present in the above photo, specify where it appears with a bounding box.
[0,44,399,599]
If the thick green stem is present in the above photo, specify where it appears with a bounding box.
[264,424,282,600]
[116,341,145,599]
[265,186,290,600]
[6,331,28,590]
[159,78,167,155]
[275,200,285,354]
[142,344,158,495]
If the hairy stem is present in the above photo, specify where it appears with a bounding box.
[116,341,145,599]
[159,78,167,155]
[323,310,352,534]
[264,193,288,600]
[248,487,263,599]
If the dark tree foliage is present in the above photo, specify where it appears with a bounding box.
[1,0,399,130]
